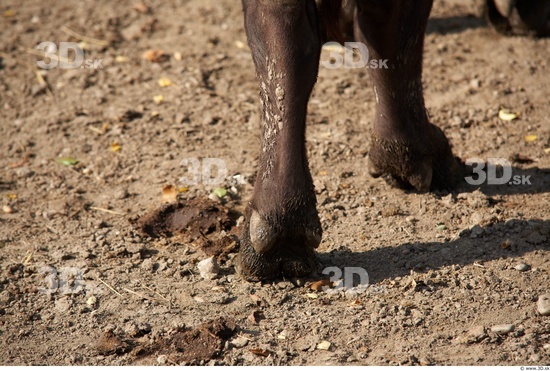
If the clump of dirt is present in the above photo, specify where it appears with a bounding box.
[137,199,240,261]
[138,317,237,364]
[96,330,131,356]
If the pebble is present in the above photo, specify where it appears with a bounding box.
[537,294,550,316]
[157,355,168,365]
[2,205,13,214]
[141,258,154,272]
[231,337,249,349]
[197,257,219,280]
[470,79,481,89]
[113,187,129,200]
[490,324,515,335]
[458,326,486,344]
[514,263,530,272]
[208,193,221,202]
[470,225,484,238]
[290,277,306,287]
[86,296,98,306]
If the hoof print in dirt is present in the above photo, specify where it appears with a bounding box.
[136,199,240,262]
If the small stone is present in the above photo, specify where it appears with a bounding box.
[537,294,550,316]
[457,326,486,344]
[141,258,154,271]
[113,187,129,200]
[197,257,219,280]
[276,281,294,290]
[86,296,98,306]
[231,337,249,349]
[490,324,515,335]
[470,79,481,89]
[470,225,484,238]
[31,84,46,96]
[157,355,168,365]
[208,193,221,202]
[290,277,306,287]
[530,354,541,362]
[2,205,13,214]
[125,322,151,337]
[514,263,530,272]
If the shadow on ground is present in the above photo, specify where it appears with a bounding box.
[318,219,549,284]
[427,15,486,35]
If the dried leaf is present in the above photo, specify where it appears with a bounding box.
[250,348,271,357]
[153,95,164,104]
[4,10,15,17]
[158,77,172,87]
[110,142,121,152]
[142,49,167,63]
[348,299,362,307]
[544,148,550,154]
[56,157,79,166]
[524,134,537,142]
[310,279,333,292]
[316,340,331,350]
[162,185,177,203]
[213,187,227,198]
[498,109,520,121]
[501,239,511,249]
[6,194,17,200]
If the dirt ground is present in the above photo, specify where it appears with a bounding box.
[1,0,549,366]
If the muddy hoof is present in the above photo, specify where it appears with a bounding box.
[236,207,321,281]
[485,0,550,36]
[368,123,464,192]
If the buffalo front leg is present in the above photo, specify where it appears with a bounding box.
[356,0,463,191]
[236,0,322,281]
